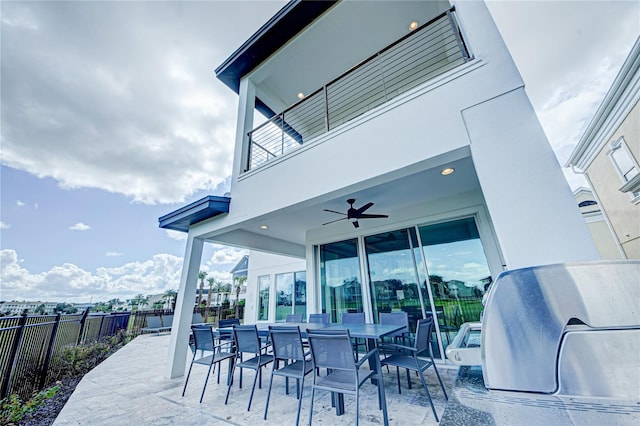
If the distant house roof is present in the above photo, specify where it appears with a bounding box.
[158,196,230,232]
[230,255,249,278]
[214,0,337,94]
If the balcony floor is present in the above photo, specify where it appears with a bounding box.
[54,333,457,425]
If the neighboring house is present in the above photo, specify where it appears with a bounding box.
[0,301,59,315]
[161,0,598,376]
[574,187,623,259]
[566,37,640,259]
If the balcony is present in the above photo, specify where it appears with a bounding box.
[246,7,471,173]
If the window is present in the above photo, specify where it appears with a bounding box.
[274,271,307,321]
[257,275,270,321]
[608,136,640,198]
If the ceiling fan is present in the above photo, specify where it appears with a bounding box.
[323,198,389,228]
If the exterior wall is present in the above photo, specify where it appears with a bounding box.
[463,88,599,267]
[585,101,640,259]
[244,251,306,324]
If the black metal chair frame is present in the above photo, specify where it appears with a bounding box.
[224,324,274,411]
[182,325,235,403]
[306,328,389,426]
[264,325,313,426]
[379,317,448,422]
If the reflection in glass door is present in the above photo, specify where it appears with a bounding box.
[364,228,425,332]
[418,217,492,351]
[319,239,364,323]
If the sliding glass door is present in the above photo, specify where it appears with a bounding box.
[319,239,364,323]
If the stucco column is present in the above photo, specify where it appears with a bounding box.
[463,88,600,268]
[165,233,204,379]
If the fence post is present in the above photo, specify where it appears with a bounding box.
[1,313,28,399]
[39,313,62,389]
[76,307,90,345]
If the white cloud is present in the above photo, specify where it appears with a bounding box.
[105,251,124,257]
[16,200,25,207]
[69,222,91,231]
[0,222,9,230]
[206,245,248,266]
[0,249,241,303]
[0,1,283,205]
[166,230,188,241]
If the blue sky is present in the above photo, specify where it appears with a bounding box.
[1,1,639,303]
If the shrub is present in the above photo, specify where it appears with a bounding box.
[0,384,60,424]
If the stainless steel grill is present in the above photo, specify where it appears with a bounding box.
[446,260,640,401]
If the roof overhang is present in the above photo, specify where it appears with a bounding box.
[158,195,231,232]
[214,0,338,94]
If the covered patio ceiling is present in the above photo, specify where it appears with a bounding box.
[202,154,481,257]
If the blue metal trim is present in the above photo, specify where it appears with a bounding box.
[158,195,231,232]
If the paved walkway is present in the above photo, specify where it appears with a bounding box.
[54,333,457,425]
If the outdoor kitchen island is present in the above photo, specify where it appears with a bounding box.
[441,261,640,425]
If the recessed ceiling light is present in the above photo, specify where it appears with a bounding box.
[297,92,305,99]
[409,21,419,31]
[260,225,268,230]
[441,167,455,176]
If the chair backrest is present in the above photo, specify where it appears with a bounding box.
[307,329,356,371]
[162,315,174,327]
[415,317,435,355]
[233,324,261,354]
[146,316,162,328]
[379,311,408,337]
[341,312,365,323]
[192,313,203,324]
[191,325,215,352]
[268,326,306,362]
[308,313,330,324]
[219,318,240,328]
[286,314,304,323]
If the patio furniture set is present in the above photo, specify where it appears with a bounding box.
[182,312,448,425]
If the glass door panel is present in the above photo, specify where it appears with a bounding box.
[364,229,424,331]
[419,217,492,350]
[319,239,364,323]
[275,272,293,321]
[257,275,270,321]
[294,271,307,319]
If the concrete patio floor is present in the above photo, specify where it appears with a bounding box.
[54,333,457,425]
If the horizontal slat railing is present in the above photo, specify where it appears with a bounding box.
[246,7,471,172]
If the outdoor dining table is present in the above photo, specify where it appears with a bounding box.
[213,321,405,416]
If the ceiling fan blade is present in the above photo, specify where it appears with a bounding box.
[355,202,374,215]
[352,220,360,228]
[323,209,346,216]
[358,213,389,219]
[322,217,347,226]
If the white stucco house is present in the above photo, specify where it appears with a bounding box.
[566,37,639,260]
[159,0,598,378]
[573,187,622,259]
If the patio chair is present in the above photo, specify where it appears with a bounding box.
[225,324,274,411]
[217,317,240,342]
[264,326,314,425]
[182,325,236,403]
[341,312,366,356]
[379,317,448,422]
[192,312,204,325]
[308,313,330,324]
[162,314,174,329]
[306,329,389,426]
[378,312,410,371]
[140,316,171,335]
[286,314,304,323]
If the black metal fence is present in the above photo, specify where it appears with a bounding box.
[0,309,130,400]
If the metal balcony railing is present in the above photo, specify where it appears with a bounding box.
[246,7,471,172]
